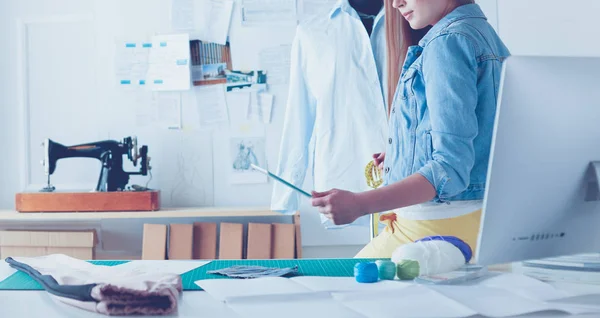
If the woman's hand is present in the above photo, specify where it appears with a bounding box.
[373,152,385,170]
[310,189,365,225]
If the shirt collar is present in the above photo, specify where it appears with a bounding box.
[329,0,384,21]
[418,3,486,47]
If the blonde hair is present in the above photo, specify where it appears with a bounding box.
[384,0,475,116]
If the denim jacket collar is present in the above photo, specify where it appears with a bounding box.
[418,3,487,47]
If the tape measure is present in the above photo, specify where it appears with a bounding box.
[365,160,384,238]
[365,160,383,189]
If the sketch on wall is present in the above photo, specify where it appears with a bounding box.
[229,137,267,184]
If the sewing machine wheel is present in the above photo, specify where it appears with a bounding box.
[124,136,139,166]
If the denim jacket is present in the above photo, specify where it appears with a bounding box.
[383,4,510,203]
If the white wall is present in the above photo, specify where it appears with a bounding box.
[0,0,379,251]
[476,0,498,32]
[0,0,502,254]
[497,0,600,56]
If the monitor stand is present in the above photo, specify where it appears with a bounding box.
[585,161,600,202]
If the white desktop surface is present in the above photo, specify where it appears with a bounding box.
[1,261,600,318]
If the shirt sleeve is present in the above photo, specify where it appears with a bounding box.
[270,27,317,213]
[417,33,479,202]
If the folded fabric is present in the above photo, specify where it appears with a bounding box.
[207,265,299,279]
[5,254,182,316]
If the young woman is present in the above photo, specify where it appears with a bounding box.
[311,0,510,258]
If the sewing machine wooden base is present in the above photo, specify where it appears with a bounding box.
[15,190,160,213]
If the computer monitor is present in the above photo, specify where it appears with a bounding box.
[475,55,600,266]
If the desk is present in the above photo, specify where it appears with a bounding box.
[1,261,600,318]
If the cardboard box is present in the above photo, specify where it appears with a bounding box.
[193,222,217,260]
[218,223,243,259]
[168,224,193,260]
[272,223,295,259]
[246,223,272,259]
[142,224,167,260]
[0,230,97,260]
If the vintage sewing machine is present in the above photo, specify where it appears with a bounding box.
[15,136,160,212]
[41,136,150,192]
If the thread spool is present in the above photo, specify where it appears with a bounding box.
[375,260,396,280]
[396,260,420,280]
[354,262,378,283]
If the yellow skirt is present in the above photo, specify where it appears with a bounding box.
[354,209,482,259]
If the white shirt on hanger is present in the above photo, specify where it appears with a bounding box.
[271,0,388,228]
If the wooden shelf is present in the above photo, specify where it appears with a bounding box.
[0,207,288,222]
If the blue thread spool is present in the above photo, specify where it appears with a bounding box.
[354,262,379,283]
[375,260,397,280]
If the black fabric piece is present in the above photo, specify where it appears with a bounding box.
[350,0,383,36]
[5,257,97,302]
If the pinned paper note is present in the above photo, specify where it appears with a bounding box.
[194,0,234,45]
[227,89,265,137]
[259,45,291,85]
[258,93,274,124]
[157,92,182,129]
[171,0,195,31]
[241,0,297,26]
[195,84,229,128]
[147,34,191,91]
[115,40,151,87]
[134,92,159,128]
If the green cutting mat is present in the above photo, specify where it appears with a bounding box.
[0,258,384,291]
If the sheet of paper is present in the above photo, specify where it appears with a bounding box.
[226,90,265,137]
[477,273,574,301]
[195,84,229,127]
[335,285,477,318]
[171,0,195,31]
[241,0,297,26]
[135,92,159,128]
[258,92,274,123]
[147,33,191,91]
[0,263,17,283]
[297,0,337,22]
[194,0,234,45]
[289,276,410,293]
[237,84,266,123]
[115,40,151,87]
[430,285,590,317]
[247,90,260,121]
[227,293,365,318]
[259,45,291,85]
[227,90,251,125]
[157,92,182,129]
[112,260,208,276]
[180,89,202,130]
[195,277,313,302]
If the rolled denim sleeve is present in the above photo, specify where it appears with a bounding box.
[270,27,316,213]
[418,33,478,202]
